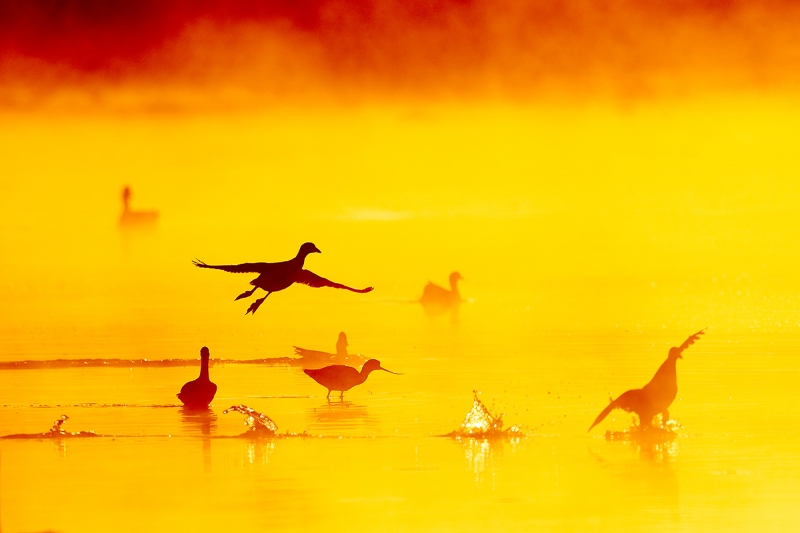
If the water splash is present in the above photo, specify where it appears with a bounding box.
[604,418,681,443]
[223,405,278,436]
[447,391,523,438]
[2,414,99,439]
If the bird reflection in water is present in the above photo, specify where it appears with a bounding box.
[603,424,682,463]
[180,406,217,472]
[306,401,378,432]
[179,406,218,437]
[419,272,465,320]
[292,331,367,369]
[119,186,158,228]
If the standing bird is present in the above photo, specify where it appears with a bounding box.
[193,243,373,315]
[419,272,464,316]
[589,329,705,432]
[303,359,401,400]
[177,346,217,409]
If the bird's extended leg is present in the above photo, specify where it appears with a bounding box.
[326,390,331,401]
[235,287,259,301]
[339,391,344,401]
[245,292,270,315]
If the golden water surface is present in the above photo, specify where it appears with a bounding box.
[2,102,800,532]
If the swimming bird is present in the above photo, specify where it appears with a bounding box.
[303,359,401,400]
[589,329,705,432]
[420,272,464,315]
[119,186,159,227]
[193,243,374,315]
[293,332,366,369]
[177,346,217,409]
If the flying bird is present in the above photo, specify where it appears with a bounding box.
[177,346,217,409]
[589,329,705,432]
[303,359,401,400]
[193,242,373,315]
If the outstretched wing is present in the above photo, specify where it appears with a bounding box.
[676,329,705,355]
[295,269,373,293]
[193,259,271,274]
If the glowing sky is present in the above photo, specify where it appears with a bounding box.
[2,0,800,111]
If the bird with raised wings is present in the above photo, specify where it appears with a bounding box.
[193,242,373,315]
[589,329,705,432]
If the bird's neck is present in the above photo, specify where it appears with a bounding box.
[449,278,460,296]
[649,356,678,387]
[199,358,210,381]
[294,252,310,267]
[357,368,374,384]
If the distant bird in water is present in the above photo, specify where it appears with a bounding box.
[589,330,705,432]
[293,332,366,369]
[303,359,401,400]
[420,272,464,316]
[119,186,158,227]
[193,243,373,315]
[177,347,217,409]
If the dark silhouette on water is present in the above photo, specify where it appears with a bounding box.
[177,347,217,409]
[303,359,401,400]
[119,186,159,227]
[293,332,367,369]
[420,272,464,317]
[194,242,373,315]
[589,330,705,432]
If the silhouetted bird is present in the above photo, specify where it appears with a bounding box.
[177,347,217,409]
[293,332,366,369]
[119,186,158,227]
[420,272,464,315]
[589,330,705,432]
[193,243,374,315]
[303,359,401,400]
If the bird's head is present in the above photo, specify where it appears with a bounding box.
[298,242,322,256]
[361,359,402,375]
[668,347,682,359]
[200,346,210,359]
[450,272,464,283]
[337,332,348,348]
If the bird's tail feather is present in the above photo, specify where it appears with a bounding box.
[589,399,617,432]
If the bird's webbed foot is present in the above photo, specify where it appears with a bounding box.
[245,294,269,315]
[235,287,258,301]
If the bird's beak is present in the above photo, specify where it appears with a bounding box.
[380,366,403,375]
[313,246,322,253]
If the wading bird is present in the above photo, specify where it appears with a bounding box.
[293,332,366,369]
[177,346,217,409]
[303,359,401,400]
[193,243,373,315]
[589,329,705,432]
[420,272,464,316]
